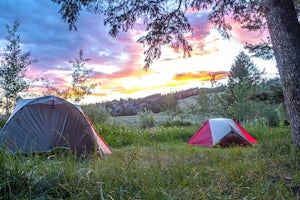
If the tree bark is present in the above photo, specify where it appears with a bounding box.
[263,0,300,148]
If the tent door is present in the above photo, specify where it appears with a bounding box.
[218,132,251,147]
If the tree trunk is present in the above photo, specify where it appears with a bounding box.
[263,0,300,148]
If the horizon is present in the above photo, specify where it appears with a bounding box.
[0,1,278,104]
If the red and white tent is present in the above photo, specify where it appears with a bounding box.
[187,118,258,147]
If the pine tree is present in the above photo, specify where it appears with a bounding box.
[228,51,264,99]
[222,51,264,121]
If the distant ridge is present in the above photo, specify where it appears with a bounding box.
[97,86,225,116]
[97,87,199,116]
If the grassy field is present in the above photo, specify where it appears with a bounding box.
[104,95,200,128]
[0,123,299,199]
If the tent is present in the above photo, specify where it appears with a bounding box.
[0,96,112,154]
[187,118,258,147]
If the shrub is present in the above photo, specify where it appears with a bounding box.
[138,109,156,129]
[81,104,111,124]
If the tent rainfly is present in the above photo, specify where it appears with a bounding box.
[187,118,258,147]
[0,96,112,154]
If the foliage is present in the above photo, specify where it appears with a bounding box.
[0,99,3,114]
[44,49,97,103]
[101,88,199,117]
[244,39,274,60]
[247,77,284,104]
[227,51,264,93]
[138,109,156,129]
[219,51,269,122]
[51,0,268,70]
[159,93,183,121]
[68,49,97,103]
[190,88,222,120]
[51,0,300,69]
[0,118,7,130]
[245,77,288,126]
[81,104,111,124]
[161,120,192,128]
[229,100,280,126]
[0,21,37,116]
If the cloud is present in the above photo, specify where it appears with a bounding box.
[92,65,148,80]
[173,71,229,82]
[105,80,189,96]
[0,0,150,90]
[0,1,137,67]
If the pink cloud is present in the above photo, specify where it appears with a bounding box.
[173,71,229,82]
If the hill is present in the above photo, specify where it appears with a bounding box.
[98,87,225,117]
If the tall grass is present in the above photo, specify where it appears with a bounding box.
[0,124,299,199]
[95,123,199,148]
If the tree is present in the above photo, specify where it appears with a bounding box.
[227,51,264,99]
[264,0,300,148]
[247,77,287,126]
[0,21,37,117]
[52,0,300,148]
[221,51,264,121]
[68,49,97,103]
[160,93,182,121]
[189,76,222,121]
[45,49,98,103]
[195,89,217,118]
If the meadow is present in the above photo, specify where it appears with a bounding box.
[0,122,299,199]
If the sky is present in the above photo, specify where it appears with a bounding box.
[0,0,278,104]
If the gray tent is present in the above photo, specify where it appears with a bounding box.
[0,96,112,154]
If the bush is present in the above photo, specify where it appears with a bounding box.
[81,104,111,124]
[138,109,156,129]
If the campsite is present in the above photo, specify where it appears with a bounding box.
[0,93,299,199]
[0,0,300,199]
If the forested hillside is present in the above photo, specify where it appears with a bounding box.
[98,87,199,116]
[97,87,226,116]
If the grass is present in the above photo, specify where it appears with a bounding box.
[0,124,299,199]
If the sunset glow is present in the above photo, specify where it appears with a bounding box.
[0,1,278,104]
